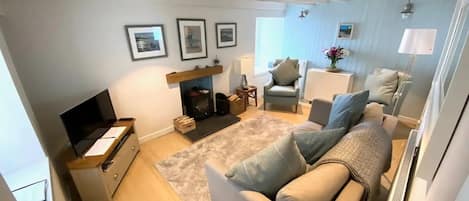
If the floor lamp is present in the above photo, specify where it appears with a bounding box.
[398,28,438,73]
[394,29,437,116]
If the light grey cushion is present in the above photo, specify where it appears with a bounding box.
[364,68,399,105]
[269,58,301,86]
[292,121,323,135]
[266,86,297,97]
[293,127,347,164]
[360,102,384,125]
[273,58,299,68]
[225,134,307,198]
[326,90,369,129]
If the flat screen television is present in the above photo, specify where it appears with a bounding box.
[60,89,117,156]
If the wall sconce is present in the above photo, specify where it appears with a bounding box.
[299,9,309,19]
[401,0,414,19]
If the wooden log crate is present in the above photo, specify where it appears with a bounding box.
[173,115,196,134]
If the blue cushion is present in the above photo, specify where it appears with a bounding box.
[294,127,347,164]
[326,90,370,129]
[324,110,351,130]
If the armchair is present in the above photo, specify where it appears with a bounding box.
[263,78,300,112]
[263,59,301,112]
[364,68,413,116]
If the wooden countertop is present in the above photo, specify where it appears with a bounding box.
[67,120,135,170]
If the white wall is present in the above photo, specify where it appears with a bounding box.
[426,100,469,201]
[0,0,284,172]
[0,28,45,174]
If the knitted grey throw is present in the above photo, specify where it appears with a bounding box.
[312,122,392,201]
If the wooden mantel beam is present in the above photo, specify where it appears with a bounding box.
[166,66,223,84]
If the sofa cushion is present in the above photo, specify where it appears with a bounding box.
[324,110,351,130]
[364,68,398,105]
[225,134,307,198]
[266,86,297,97]
[326,90,369,129]
[294,127,347,164]
[292,121,323,135]
[335,180,365,201]
[360,102,384,125]
[276,163,350,201]
[269,58,301,86]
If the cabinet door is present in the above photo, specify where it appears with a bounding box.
[304,69,353,101]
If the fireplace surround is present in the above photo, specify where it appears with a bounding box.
[180,76,214,120]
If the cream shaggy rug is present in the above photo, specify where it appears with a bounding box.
[155,115,294,201]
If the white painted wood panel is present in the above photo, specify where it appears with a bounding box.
[304,68,353,101]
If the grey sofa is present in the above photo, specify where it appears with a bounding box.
[205,99,398,201]
[263,76,300,113]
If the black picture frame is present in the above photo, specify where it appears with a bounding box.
[216,23,237,48]
[125,24,168,61]
[176,18,208,61]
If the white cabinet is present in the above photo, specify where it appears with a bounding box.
[304,68,353,101]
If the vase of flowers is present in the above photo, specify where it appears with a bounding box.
[323,46,350,72]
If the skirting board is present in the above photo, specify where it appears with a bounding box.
[138,126,174,144]
[398,115,420,129]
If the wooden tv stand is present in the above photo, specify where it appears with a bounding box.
[66,119,140,201]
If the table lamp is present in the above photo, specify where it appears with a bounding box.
[398,28,437,73]
[239,56,254,89]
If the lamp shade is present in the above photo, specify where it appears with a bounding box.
[239,56,254,75]
[398,29,437,55]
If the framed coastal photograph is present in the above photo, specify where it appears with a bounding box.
[125,24,168,61]
[216,23,237,48]
[337,23,354,39]
[177,18,208,61]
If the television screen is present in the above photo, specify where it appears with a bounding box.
[60,89,117,156]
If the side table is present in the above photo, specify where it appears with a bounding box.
[236,86,258,110]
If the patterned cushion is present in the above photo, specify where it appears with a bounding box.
[225,134,307,198]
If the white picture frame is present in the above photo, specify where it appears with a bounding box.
[177,18,208,61]
[337,23,354,40]
[216,23,237,48]
[125,24,168,61]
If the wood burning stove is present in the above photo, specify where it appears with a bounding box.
[180,76,214,120]
[184,87,214,120]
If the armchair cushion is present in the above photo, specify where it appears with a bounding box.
[266,86,297,97]
[225,134,307,198]
[269,58,301,86]
[364,68,399,105]
[294,127,347,164]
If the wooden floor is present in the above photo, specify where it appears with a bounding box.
[113,103,409,201]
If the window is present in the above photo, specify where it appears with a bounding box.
[255,17,285,75]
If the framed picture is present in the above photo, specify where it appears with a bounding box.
[177,18,208,61]
[216,23,237,48]
[125,24,168,61]
[337,23,354,39]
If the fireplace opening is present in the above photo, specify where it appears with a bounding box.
[180,76,214,120]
